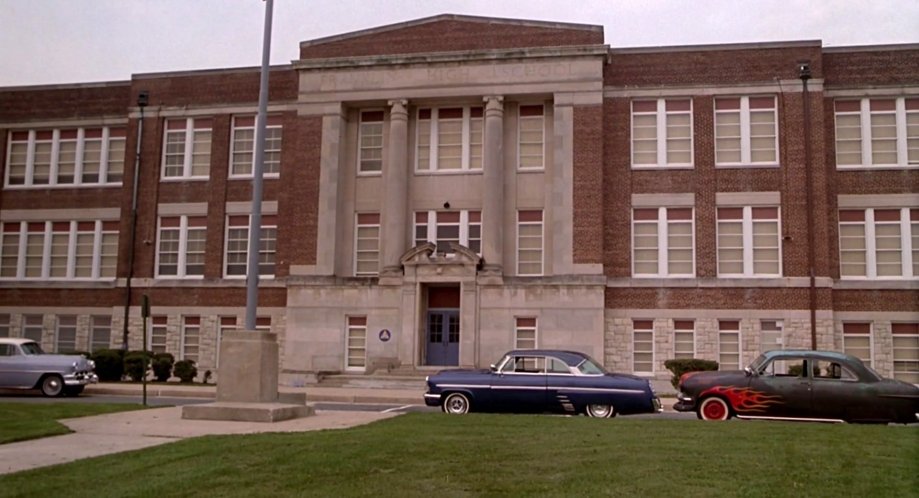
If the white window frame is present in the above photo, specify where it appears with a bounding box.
[716,206,782,277]
[0,220,118,281]
[0,314,10,338]
[181,316,200,363]
[714,96,779,167]
[23,315,44,343]
[632,320,655,375]
[842,322,873,368]
[514,317,538,349]
[229,115,282,178]
[834,97,919,169]
[161,118,211,180]
[89,315,112,352]
[55,315,78,353]
[718,321,742,371]
[517,210,544,276]
[155,215,207,279]
[415,106,484,173]
[4,127,126,188]
[891,323,919,384]
[224,214,277,278]
[673,320,695,360]
[518,104,545,171]
[354,213,380,276]
[357,110,384,175]
[345,316,367,371]
[838,208,916,280]
[631,98,693,169]
[414,210,481,255]
[631,207,695,277]
[150,316,168,354]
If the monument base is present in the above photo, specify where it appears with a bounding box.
[182,402,314,423]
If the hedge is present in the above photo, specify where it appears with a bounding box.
[663,358,720,389]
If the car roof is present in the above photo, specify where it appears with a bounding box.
[504,349,590,365]
[762,349,856,362]
[0,337,36,346]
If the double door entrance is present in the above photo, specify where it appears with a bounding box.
[424,285,460,366]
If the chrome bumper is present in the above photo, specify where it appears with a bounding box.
[64,372,99,386]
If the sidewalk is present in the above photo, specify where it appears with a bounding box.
[86,382,423,405]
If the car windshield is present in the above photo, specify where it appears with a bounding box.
[20,342,44,355]
[748,353,769,373]
[576,355,607,375]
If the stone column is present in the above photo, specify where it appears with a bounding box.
[380,99,409,276]
[481,95,504,274]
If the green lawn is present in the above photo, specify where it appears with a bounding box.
[0,402,143,445]
[1,413,917,497]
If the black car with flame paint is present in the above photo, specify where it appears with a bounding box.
[674,350,919,424]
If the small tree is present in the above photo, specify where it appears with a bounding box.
[91,349,125,382]
[151,352,175,382]
[174,359,198,383]
[664,358,719,389]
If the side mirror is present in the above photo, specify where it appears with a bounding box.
[744,366,754,377]
[489,364,496,372]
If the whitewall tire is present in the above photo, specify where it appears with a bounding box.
[442,393,471,414]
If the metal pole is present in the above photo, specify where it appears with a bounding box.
[123,93,148,350]
[245,0,274,330]
[799,62,817,350]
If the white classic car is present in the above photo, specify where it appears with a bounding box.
[0,337,98,396]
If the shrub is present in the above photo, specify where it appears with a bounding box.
[151,353,175,382]
[664,358,720,389]
[123,350,153,382]
[174,359,198,383]
[91,349,125,382]
[202,370,213,384]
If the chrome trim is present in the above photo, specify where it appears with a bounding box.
[550,386,646,394]
[423,394,441,400]
[737,415,845,423]
[491,386,545,390]
[437,384,486,389]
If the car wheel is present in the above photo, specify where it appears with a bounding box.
[585,404,615,418]
[40,375,65,397]
[442,393,471,414]
[698,397,731,421]
[64,386,85,396]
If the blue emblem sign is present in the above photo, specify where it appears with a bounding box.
[379,329,392,342]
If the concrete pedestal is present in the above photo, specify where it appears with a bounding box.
[182,330,313,422]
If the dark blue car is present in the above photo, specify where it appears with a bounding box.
[424,349,662,417]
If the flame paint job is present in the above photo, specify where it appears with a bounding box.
[700,385,784,413]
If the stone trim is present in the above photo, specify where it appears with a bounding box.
[157,203,208,216]
[631,192,695,207]
[0,208,121,221]
[837,193,919,208]
[225,201,279,215]
[716,191,780,206]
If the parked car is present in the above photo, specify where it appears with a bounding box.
[675,349,919,424]
[0,338,98,397]
[424,349,662,417]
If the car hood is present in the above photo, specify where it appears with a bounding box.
[679,370,747,392]
[30,354,93,369]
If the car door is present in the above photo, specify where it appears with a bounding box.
[747,355,813,419]
[489,355,547,412]
[808,359,870,421]
[0,343,32,389]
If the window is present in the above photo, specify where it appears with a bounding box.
[162,118,211,179]
[842,322,872,367]
[346,316,367,370]
[230,115,282,177]
[150,316,167,354]
[673,320,695,359]
[631,99,692,167]
[182,316,199,363]
[156,216,207,278]
[717,206,781,276]
[358,111,384,173]
[839,208,917,279]
[414,210,481,255]
[216,316,237,367]
[416,106,483,172]
[256,316,271,332]
[715,96,778,166]
[0,220,119,280]
[518,104,545,170]
[4,127,126,187]
[225,215,277,277]
[517,210,543,275]
[0,314,9,337]
[89,315,111,352]
[834,97,919,168]
[632,207,694,277]
[760,320,784,353]
[56,315,77,353]
[892,323,918,384]
[515,317,537,349]
[718,320,741,371]
[23,315,43,343]
[632,320,654,373]
[355,213,380,276]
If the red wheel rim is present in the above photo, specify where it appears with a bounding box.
[704,400,725,420]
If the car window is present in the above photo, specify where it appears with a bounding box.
[812,360,858,381]
[0,344,13,356]
[576,358,605,375]
[759,357,809,377]
[502,356,545,374]
[547,357,571,374]
[20,342,44,355]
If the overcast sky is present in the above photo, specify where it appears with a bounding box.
[1,0,917,87]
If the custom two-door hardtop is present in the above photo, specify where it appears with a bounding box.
[425,349,662,417]
[675,349,919,424]
[0,337,98,396]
